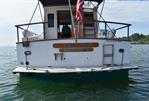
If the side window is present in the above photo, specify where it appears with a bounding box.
[48,14,54,27]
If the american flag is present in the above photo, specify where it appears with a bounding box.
[76,0,84,23]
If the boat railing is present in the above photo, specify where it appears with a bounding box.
[15,20,131,43]
[15,21,47,42]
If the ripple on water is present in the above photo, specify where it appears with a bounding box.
[0,45,149,101]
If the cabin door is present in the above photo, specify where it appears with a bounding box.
[103,44,114,65]
[57,11,71,38]
[84,12,96,38]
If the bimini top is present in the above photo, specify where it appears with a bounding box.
[39,0,104,6]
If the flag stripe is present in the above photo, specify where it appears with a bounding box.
[76,0,84,22]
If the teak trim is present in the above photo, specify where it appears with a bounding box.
[53,43,99,48]
[59,47,93,52]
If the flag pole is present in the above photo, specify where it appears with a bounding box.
[68,0,77,40]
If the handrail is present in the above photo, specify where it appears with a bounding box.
[15,20,131,27]
[15,20,131,42]
[15,21,47,27]
[97,20,131,26]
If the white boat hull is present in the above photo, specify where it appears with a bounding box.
[13,65,138,74]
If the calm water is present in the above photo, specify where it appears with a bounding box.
[0,45,149,101]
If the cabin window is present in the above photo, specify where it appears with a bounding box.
[48,14,54,27]
[84,13,94,27]
[84,12,95,38]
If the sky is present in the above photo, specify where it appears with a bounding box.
[0,0,149,46]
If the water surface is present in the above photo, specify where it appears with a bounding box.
[0,45,149,101]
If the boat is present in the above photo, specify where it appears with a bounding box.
[13,0,138,79]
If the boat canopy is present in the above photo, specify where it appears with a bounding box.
[39,0,104,6]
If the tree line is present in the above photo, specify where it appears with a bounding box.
[121,33,149,44]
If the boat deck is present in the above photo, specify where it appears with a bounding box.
[13,66,139,74]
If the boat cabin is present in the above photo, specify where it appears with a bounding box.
[14,0,133,69]
[16,0,130,42]
[40,0,100,39]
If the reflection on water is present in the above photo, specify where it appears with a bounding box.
[14,75,132,101]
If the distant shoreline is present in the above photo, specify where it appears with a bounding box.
[131,41,149,45]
